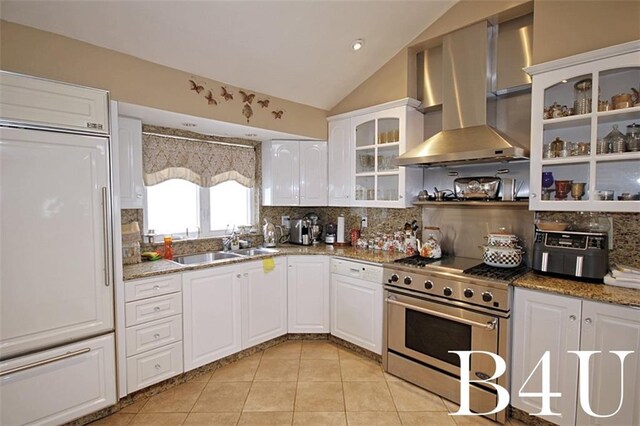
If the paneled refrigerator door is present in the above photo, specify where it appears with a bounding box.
[0,127,114,360]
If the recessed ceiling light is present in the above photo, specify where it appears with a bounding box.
[182,122,197,127]
[351,39,364,51]
[561,80,568,83]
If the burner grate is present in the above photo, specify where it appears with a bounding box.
[463,263,529,282]
[394,255,444,267]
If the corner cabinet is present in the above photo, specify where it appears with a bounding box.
[511,288,640,426]
[327,98,424,208]
[262,140,327,206]
[527,41,640,212]
[117,115,144,209]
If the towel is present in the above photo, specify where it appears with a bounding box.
[263,257,275,273]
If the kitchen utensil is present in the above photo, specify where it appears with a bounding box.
[417,190,429,201]
[453,177,500,199]
[571,182,586,200]
[433,188,454,201]
[481,245,523,268]
[573,78,592,115]
[554,180,573,200]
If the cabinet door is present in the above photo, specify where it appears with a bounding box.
[0,334,116,426]
[117,116,144,209]
[328,118,352,206]
[263,140,299,206]
[287,256,330,333]
[182,265,242,371]
[0,71,109,134]
[576,301,640,426]
[511,288,582,426]
[330,274,383,354]
[242,258,287,348]
[299,140,327,206]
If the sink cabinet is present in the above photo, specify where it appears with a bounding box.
[327,98,424,208]
[526,41,640,211]
[511,288,640,426]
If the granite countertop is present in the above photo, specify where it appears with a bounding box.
[513,271,640,308]
[123,244,408,281]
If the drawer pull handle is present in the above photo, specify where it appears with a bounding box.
[153,285,160,290]
[154,306,160,312]
[155,364,161,370]
[154,333,160,339]
[0,348,90,377]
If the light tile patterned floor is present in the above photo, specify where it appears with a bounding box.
[92,341,527,426]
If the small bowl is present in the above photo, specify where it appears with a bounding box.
[535,221,569,231]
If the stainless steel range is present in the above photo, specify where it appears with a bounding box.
[383,255,528,424]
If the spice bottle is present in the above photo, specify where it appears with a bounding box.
[163,236,173,260]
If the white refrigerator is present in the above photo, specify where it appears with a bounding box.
[0,72,116,425]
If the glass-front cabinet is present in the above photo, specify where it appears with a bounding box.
[527,41,640,212]
[345,100,423,208]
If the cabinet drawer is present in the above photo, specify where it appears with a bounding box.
[126,293,182,327]
[126,342,183,393]
[125,274,181,302]
[126,314,182,357]
[0,71,109,134]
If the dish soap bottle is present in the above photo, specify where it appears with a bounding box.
[163,236,173,260]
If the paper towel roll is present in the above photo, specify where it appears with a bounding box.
[337,215,345,243]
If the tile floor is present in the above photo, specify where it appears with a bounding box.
[92,341,528,426]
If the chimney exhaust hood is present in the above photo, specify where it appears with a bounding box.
[397,20,529,167]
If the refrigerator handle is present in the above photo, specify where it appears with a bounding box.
[101,187,111,287]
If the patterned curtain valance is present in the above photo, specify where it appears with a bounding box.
[142,133,255,188]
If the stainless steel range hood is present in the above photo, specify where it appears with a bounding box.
[397,20,529,167]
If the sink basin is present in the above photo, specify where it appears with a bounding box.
[173,251,243,265]
[233,247,279,256]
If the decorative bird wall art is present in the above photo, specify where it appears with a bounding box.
[186,80,284,123]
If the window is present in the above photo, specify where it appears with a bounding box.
[146,178,253,236]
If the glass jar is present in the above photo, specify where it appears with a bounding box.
[603,124,625,154]
[625,123,640,152]
[573,79,592,115]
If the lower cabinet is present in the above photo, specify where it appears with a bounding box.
[0,333,116,426]
[512,288,640,426]
[330,273,383,355]
[287,255,330,333]
[182,264,242,372]
[182,258,287,372]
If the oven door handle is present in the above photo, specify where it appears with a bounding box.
[386,297,497,331]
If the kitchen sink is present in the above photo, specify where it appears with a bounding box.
[232,247,279,256]
[173,251,243,265]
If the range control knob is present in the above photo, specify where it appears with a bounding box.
[443,287,453,297]
[464,288,474,298]
[424,280,434,290]
[482,292,493,302]
[388,274,399,283]
[404,276,412,285]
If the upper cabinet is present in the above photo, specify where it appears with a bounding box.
[262,139,327,206]
[117,116,144,209]
[327,99,424,208]
[527,42,640,212]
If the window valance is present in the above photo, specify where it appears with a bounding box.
[142,133,255,188]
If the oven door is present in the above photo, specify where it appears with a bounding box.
[385,290,500,381]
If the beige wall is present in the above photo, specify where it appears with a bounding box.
[0,20,328,139]
[331,0,639,115]
[532,0,640,64]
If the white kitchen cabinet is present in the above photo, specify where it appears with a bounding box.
[526,41,640,212]
[330,272,383,354]
[512,288,640,426]
[182,264,242,371]
[0,333,116,426]
[125,274,183,393]
[326,98,423,208]
[117,115,144,209]
[262,140,327,206]
[327,117,353,206]
[0,71,109,134]
[242,258,288,348]
[511,288,582,425]
[287,255,330,333]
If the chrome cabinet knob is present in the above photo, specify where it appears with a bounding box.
[154,306,160,312]
[155,364,161,370]
[569,315,576,321]
[153,285,160,291]
[585,318,592,324]
[154,333,160,339]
